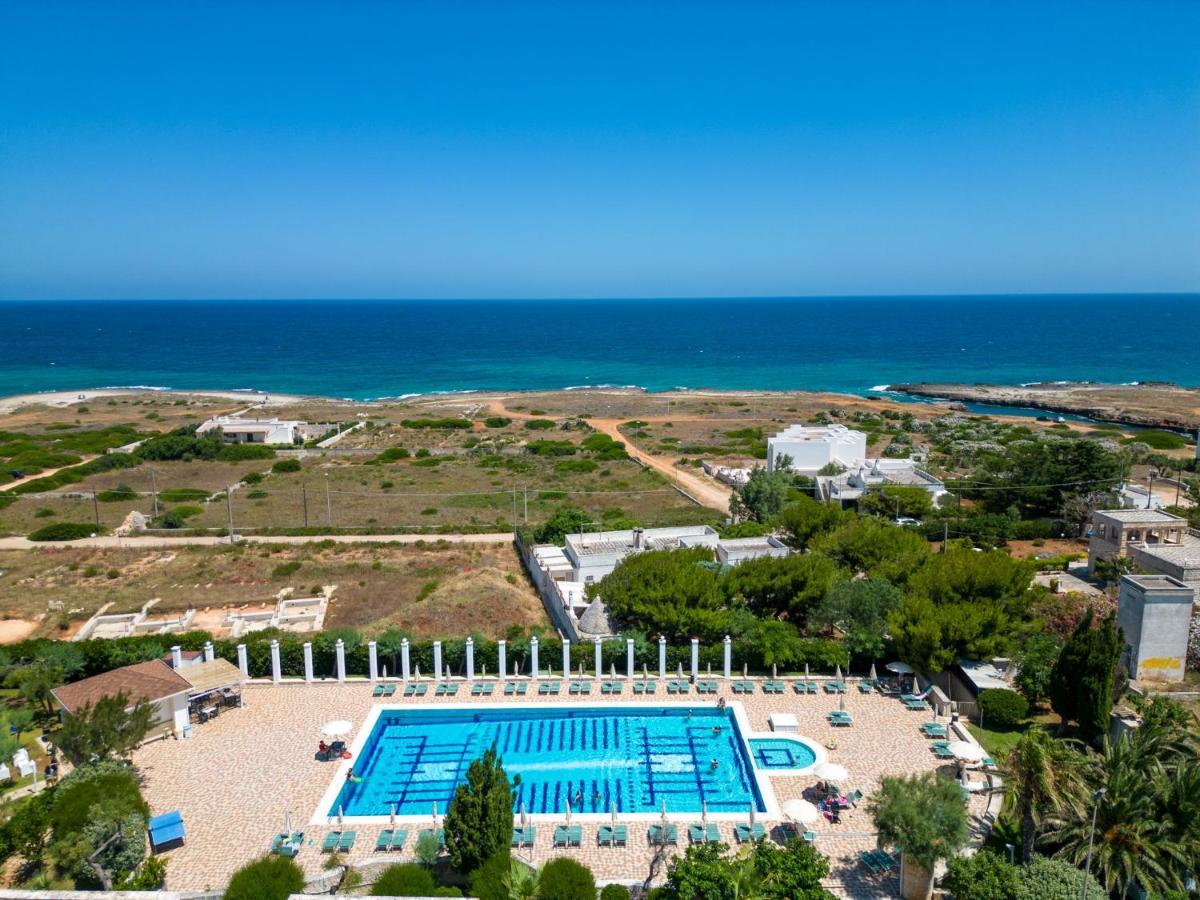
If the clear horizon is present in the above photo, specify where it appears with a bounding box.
[2,1,1198,299]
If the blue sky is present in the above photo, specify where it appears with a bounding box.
[1,1,1198,299]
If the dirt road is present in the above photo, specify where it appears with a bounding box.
[0,532,515,551]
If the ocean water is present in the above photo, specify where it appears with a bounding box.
[2,295,1198,399]
[331,705,763,817]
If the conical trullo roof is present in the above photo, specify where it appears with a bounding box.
[577,598,612,636]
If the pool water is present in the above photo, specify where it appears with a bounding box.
[331,705,764,817]
[748,737,818,771]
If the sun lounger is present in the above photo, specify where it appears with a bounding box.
[858,681,874,693]
[403,684,418,697]
[389,829,407,850]
[382,684,396,697]
[648,824,678,846]
[905,699,929,711]
[827,712,853,726]
[688,823,721,844]
[372,684,387,697]
[270,831,302,857]
[933,745,955,759]
[418,828,445,850]
[553,825,582,848]
[734,822,766,843]
[803,830,817,843]
[538,682,561,695]
[793,681,809,694]
[376,829,395,851]
[471,683,486,695]
[504,682,518,695]
[597,824,627,847]
[511,825,536,848]
[322,832,341,852]
[337,831,356,851]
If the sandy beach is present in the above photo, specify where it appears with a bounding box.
[0,387,317,416]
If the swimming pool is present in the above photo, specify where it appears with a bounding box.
[323,704,768,820]
[748,737,818,772]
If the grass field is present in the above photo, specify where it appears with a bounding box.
[0,540,546,640]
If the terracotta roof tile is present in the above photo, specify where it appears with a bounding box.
[51,659,192,714]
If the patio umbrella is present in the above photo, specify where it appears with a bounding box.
[742,662,748,678]
[804,663,810,682]
[482,664,487,677]
[661,799,668,826]
[782,799,820,825]
[771,663,778,679]
[513,660,520,677]
[337,804,344,827]
[948,741,986,762]
[565,798,572,826]
[611,801,618,830]
[520,802,528,826]
[707,662,713,676]
[321,720,353,738]
[678,662,684,678]
[868,663,878,681]
[432,802,439,828]
[611,663,617,678]
[390,803,396,826]
[838,693,845,712]
[445,665,451,680]
[643,663,649,679]
[835,664,843,681]
[886,661,914,675]
[414,665,421,680]
[579,663,585,678]
[748,802,755,827]
[814,762,848,784]
[284,810,292,835]
[701,801,708,829]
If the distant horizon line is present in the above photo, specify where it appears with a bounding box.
[2,291,1198,303]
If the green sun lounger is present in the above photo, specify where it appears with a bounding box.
[597,824,627,847]
[511,825,536,848]
[734,822,766,843]
[648,824,678,846]
[376,829,394,851]
[322,832,341,852]
[271,832,302,857]
[858,681,874,693]
[553,825,582,848]
[688,823,721,844]
[372,684,387,697]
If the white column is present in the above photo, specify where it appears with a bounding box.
[335,639,346,682]
[203,641,215,663]
[626,638,635,679]
[498,641,507,681]
[690,638,699,680]
[270,640,281,685]
[303,642,314,683]
[723,635,732,680]
[401,639,410,681]
[562,639,571,680]
[594,638,603,679]
[658,636,667,679]
[368,641,378,682]
[236,643,248,677]
[433,641,443,681]
[170,645,183,669]
[530,636,540,679]
[465,637,475,681]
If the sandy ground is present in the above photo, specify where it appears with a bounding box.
[0,532,514,551]
[0,619,40,644]
[0,387,314,416]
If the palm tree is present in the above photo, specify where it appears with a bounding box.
[1002,726,1088,864]
[1050,735,1193,898]
[501,858,539,900]
[729,851,766,900]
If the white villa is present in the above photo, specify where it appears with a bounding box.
[1088,508,1200,601]
[196,416,325,445]
[818,458,948,506]
[766,424,867,474]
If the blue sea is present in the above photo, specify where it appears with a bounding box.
[2,295,1197,399]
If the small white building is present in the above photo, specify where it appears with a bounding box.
[1118,574,1194,682]
[715,536,790,566]
[51,659,193,739]
[767,424,867,474]
[563,525,722,584]
[196,416,317,445]
[819,458,947,506]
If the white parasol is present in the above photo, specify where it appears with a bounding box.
[390,803,396,826]
[701,800,708,828]
[321,720,353,738]
[814,762,849,783]
[868,662,878,681]
[886,661,914,674]
[782,798,820,825]
[565,798,572,826]
[835,664,843,681]
[611,801,618,830]
[520,802,528,827]
[948,741,986,762]
[838,692,846,712]
[748,801,755,827]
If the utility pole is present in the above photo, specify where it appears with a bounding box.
[225,485,235,543]
[324,474,332,526]
[511,487,518,533]
[523,486,528,524]
[149,468,159,518]
[301,483,309,528]
[92,490,100,529]
[942,521,948,552]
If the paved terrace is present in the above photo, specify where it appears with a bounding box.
[134,680,993,897]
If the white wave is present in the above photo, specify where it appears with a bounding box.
[869,385,891,392]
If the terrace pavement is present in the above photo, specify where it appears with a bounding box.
[133,679,993,896]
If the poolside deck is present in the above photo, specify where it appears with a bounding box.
[133,679,993,896]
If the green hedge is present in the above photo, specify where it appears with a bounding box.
[401,418,472,430]
[978,688,1029,727]
[271,459,301,474]
[224,856,304,900]
[10,452,142,495]
[28,522,101,541]
[524,419,557,430]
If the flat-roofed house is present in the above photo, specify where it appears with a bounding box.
[51,659,193,740]
[767,424,867,474]
[1118,574,1194,682]
[1087,509,1200,600]
[196,416,314,445]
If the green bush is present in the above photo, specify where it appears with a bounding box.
[96,485,137,502]
[172,504,204,518]
[580,433,629,460]
[242,471,265,484]
[483,417,511,428]
[401,417,471,430]
[371,862,461,896]
[1125,430,1188,450]
[978,688,1029,727]
[272,459,301,474]
[526,440,576,457]
[555,459,599,474]
[271,561,302,578]
[372,447,411,463]
[599,886,631,900]
[524,418,557,430]
[158,487,209,502]
[246,490,268,500]
[411,457,443,467]
[11,451,142,495]
[28,522,99,541]
[468,851,513,900]
[152,510,187,529]
[216,444,275,460]
[51,761,148,838]
[224,855,305,900]
[537,857,595,900]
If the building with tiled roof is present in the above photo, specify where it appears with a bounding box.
[51,659,193,738]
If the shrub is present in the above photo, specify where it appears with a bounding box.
[224,855,304,900]
[33,507,56,518]
[1015,854,1104,899]
[978,688,1029,727]
[537,857,596,900]
[51,761,148,838]
[157,487,209,502]
[153,510,187,529]
[272,459,301,474]
[580,433,628,460]
[372,447,410,463]
[172,504,204,518]
[942,850,1020,900]
[468,851,513,900]
[271,561,302,578]
[599,886,631,900]
[444,747,515,872]
[242,471,265,484]
[524,418,557,430]
[1125,430,1188,450]
[246,490,268,500]
[28,522,98,541]
[411,457,442,467]
[97,485,137,502]
[526,440,576,457]
[401,417,471,430]
[483,417,511,428]
[555,459,598,474]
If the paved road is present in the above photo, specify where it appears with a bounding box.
[0,531,515,551]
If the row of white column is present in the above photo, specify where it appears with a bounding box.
[174,634,736,685]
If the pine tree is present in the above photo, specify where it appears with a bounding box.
[1049,609,1123,743]
[444,746,516,873]
[1049,608,1092,729]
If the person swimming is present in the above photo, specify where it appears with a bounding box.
[346,767,363,784]
[710,758,719,770]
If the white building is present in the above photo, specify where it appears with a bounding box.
[1118,574,1194,682]
[819,458,947,506]
[715,536,790,566]
[196,416,318,445]
[767,424,867,474]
